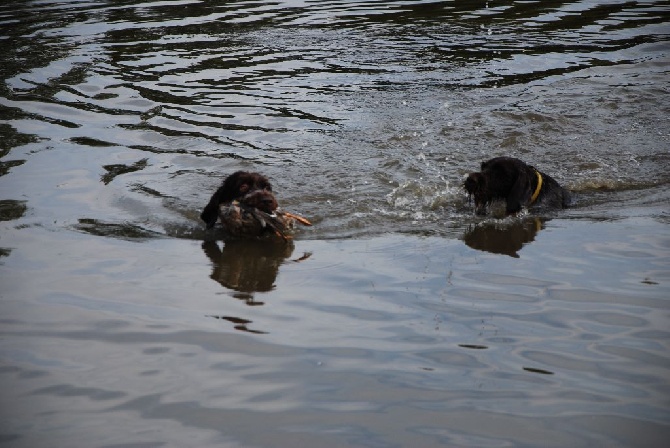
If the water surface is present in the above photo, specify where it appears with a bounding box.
[1,1,669,447]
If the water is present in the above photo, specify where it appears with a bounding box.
[1,1,669,447]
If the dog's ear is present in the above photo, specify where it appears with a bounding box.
[506,172,531,214]
[200,191,222,228]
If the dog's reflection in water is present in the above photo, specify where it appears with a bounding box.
[463,218,545,258]
[202,239,295,299]
[202,239,304,333]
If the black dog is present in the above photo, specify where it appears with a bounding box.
[464,157,571,215]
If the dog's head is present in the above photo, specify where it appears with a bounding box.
[201,171,278,228]
[464,171,490,215]
[221,171,278,212]
[464,157,532,215]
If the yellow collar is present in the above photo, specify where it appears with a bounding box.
[530,170,543,204]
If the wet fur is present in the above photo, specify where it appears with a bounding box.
[464,157,571,215]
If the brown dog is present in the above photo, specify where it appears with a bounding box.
[464,157,571,215]
[201,171,311,239]
[201,171,277,228]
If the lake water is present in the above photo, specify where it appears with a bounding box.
[1,1,669,447]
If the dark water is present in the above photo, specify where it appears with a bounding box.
[1,1,669,447]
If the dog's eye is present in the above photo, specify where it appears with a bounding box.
[239,183,250,193]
